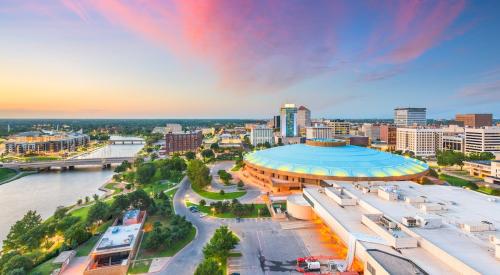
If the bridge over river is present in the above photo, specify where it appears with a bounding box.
[0,156,136,170]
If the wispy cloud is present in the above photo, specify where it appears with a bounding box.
[456,69,500,104]
[27,0,469,91]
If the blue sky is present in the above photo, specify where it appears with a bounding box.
[0,0,499,119]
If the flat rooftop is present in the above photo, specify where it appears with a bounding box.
[305,187,457,275]
[96,223,141,253]
[331,180,500,274]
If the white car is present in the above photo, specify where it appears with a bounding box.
[199,213,208,218]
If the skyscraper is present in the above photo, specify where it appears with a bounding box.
[280,103,298,137]
[394,107,427,127]
[297,106,311,135]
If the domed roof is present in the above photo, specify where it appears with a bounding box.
[244,144,428,179]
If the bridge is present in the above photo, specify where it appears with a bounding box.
[0,157,136,170]
[108,136,145,145]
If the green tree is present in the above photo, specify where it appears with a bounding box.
[185,151,196,160]
[3,211,42,252]
[217,170,232,185]
[199,199,206,207]
[114,160,131,173]
[110,194,130,216]
[194,258,222,275]
[128,189,153,210]
[86,201,109,225]
[135,163,156,184]
[187,160,212,189]
[201,149,215,161]
[64,223,91,246]
[1,255,32,274]
[210,143,220,151]
[202,226,239,263]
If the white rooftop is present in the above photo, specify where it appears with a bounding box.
[95,223,141,253]
[329,180,500,274]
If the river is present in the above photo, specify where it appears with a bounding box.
[0,143,143,245]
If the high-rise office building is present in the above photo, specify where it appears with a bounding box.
[455,114,493,128]
[394,107,427,127]
[297,106,311,134]
[464,127,500,154]
[396,128,443,157]
[280,104,298,137]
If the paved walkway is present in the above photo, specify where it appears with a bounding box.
[61,256,88,275]
[148,257,170,273]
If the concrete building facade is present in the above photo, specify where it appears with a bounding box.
[394,107,427,127]
[297,106,311,135]
[326,120,350,135]
[396,128,443,157]
[305,126,334,140]
[250,126,274,146]
[379,125,397,146]
[5,131,90,154]
[464,127,500,154]
[455,114,493,127]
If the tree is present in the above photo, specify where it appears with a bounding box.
[86,201,109,225]
[202,226,239,263]
[85,196,90,204]
[128,189,153,210]
[201,149,215,161]
[77,199,83,205]
[185,151,196,160]
[56,216,81,232]
[194,258,222,275]
[1,255,32,274]
[210,143,220,151]
[144,223,166,250]
[114,160,131,173]
[263,141,271,149]
[64,223,91,246]
[199,199,206,207]
[3,211,42,252]
[110,194,130,216]
[187,160,212,189]
[93,194,99,202]
[217,170,232,185]
[135,163,156,184]
[237,181,244,188]
[219,190,225,196]
[7,268,27,275]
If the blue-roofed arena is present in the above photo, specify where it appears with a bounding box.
[242,139,429,192]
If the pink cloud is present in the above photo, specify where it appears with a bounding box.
[57,0,468,90]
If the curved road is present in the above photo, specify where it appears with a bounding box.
[155,177,219,275]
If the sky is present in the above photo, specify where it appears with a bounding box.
[0,0,499,119]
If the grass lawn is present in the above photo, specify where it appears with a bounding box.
[76,235,100,256]
[128,260,151,274]
[191,185,246,200]
[143,181,176,194]
[0,168,17,182]
[439,174,477,188]
[28,261,61,275]
[104,182,123,193]
[186,202,270,218]
[477,187,500,196]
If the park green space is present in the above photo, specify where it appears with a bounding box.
[0,168,17,182]
[28,261,61,275]
[186,201,270,218]
[191,184,246,200]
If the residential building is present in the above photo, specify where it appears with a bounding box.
[84,210,146,275]
[394,107,427,127]
[463,160,492,178]
[280,103,298,137]
[305,125,334,140]
[165,131,203,154]
[379,124,397,146]
[396,128,443,157]
[4,131,90,154]
[464,127,500,154]
[297,106,311,135]
[325,120,350,135]
[455,114,493,127]
[250,126,274,146]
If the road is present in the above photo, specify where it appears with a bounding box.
[158,175,308,275]
[155,176,218,275]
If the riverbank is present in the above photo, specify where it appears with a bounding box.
[0,169,38,185]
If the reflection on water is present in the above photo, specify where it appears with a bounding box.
[0,143,143,244]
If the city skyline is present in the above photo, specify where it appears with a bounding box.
[1,0,500,119]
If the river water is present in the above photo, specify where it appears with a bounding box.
[0,143,143,244]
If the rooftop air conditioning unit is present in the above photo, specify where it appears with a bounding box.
[402,217,417,227]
